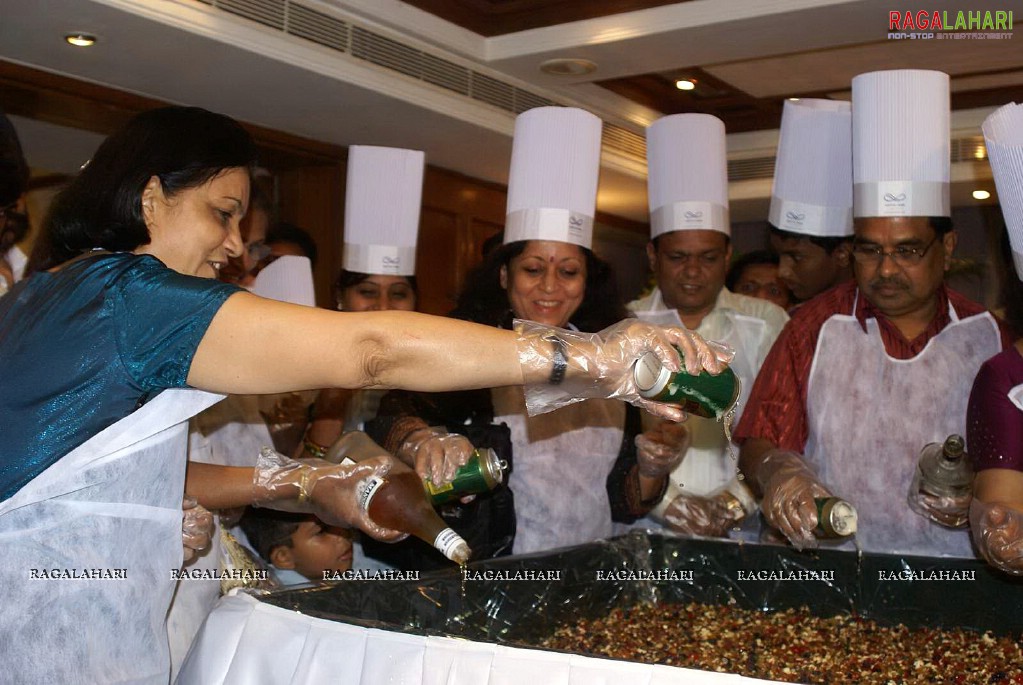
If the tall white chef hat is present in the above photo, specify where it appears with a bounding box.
[504,106,602,249]
[342,145,425,276]
[852,69,950,218]
[769,99,853,237]
[982,102,1023,280]
[646,113,730,238]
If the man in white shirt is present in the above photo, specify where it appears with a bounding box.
[628,113,788,538]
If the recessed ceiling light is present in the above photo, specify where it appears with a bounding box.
[675,79,696,91]
[972,190,991,200]
[65,33,97,47]
[539,58,597,76]
[789,97,801,102]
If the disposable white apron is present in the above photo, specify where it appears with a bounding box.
[493,386,624,555]
[0,388,223,684]
[633,309,762,523]
[805,295,1001,557]
[167,394,275,680]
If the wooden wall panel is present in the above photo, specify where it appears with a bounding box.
[276,164,345,309]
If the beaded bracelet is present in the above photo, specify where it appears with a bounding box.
[302,436,328,459]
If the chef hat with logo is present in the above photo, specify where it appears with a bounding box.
[982,102,1023,280]
[342,145,425,276]
[852,69,950,218]
[504,106,602,249]
[647,113,729,238]
[252,255,316,307]
[769,99,853,237]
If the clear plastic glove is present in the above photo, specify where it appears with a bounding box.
[970,499,1023,576]
[756,449,833,551]
[908,475,972,528]
[181,495,214,564]
[636,421,691,478]
[663,490,746,537]
[516,318,734,420]
[397,426,475,486]
[252,447,406,543]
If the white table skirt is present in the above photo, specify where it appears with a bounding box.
[177,593,779,685]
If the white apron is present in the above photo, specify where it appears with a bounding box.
[493,386,625,555]
[167,394,276,680]
[0,388,222,684]
[805,294,1001,557]
[633,309,762,526]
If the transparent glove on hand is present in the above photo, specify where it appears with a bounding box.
[516,318,734,420]
[663,490,746,538]
[181,495,214,564]
[970,499,1023,576]
[252,447,406,542]
[398,426,475,486]
[756,449,833,551]
[908,473,972,528]
[636,421,691,478]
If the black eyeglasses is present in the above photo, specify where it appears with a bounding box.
[851,235,939,267]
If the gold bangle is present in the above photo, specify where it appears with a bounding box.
[303,437,328,459]
[297,468,314,504]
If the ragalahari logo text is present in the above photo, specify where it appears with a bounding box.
[888,9,1013,40]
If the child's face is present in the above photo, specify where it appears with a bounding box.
[287,521,354,580]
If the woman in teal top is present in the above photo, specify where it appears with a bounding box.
[0,106,725,682]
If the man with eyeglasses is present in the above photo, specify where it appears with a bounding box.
[0,110,30,297]
[735,70,1013,559]
[626,114,788,539]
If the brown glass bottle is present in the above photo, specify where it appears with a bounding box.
[325,433,471,563]
[357,467,471,563]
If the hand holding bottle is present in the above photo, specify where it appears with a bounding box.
[251,447,406,542]
[397,426,475,486]
[516,319,734,421]
[908,435,973,528]
[756,449,833,550]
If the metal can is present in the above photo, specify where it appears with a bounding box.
[424,447,506,505]
[814,497,858,538]
[633,350,741,419]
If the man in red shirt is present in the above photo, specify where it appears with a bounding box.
[735,70,1012,558]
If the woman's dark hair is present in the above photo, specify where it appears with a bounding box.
[726,249,780,292]
[266,221,318,267]
[450,239,630,332]
[332,269,419,308]
[32,106,258,270]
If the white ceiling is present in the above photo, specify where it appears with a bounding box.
[0,0,1015,221]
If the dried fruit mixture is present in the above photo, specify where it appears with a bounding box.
[539,603,1023,684]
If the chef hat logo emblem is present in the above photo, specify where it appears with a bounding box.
[785,211,805,223]
[884,192,907,203]
[684,211,703,220]
[569,215,584,228]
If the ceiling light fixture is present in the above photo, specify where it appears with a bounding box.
[539,58,596,76]
[65,33,97,47]
[972,190,991,200]
[675,79,696,91]
[789,97,801,102]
